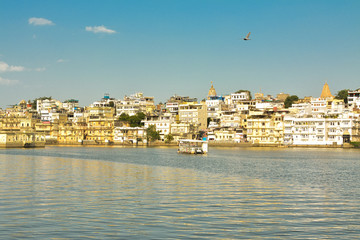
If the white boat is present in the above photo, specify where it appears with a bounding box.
[178,139,208,154]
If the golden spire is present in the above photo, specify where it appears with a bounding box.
[208,81,217,97]
[320,82,333,99]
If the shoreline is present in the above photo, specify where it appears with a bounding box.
[41,141,357,149]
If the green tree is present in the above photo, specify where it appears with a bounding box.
[118,113,130,122]
[146,125,160,142]
[129,112,146,127]
[165,134,174,143]
[235,90,252,100]
[108,101,115,107]
[284,95,299,108]
[207,117,212,127]
[335,89,349,104]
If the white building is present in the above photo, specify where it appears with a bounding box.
[284,115,353,146]
[115,92,155,116]
[37,99,62,113]
[348,89,360,108]
[255,101,283,111]
[114,127,146,143]
[230,92,250,103]
[165,102,179,115]
[62,99,79,112]
[220,111,241,128]
[142,114,172,140]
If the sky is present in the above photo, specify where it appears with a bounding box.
[0,0,359,108]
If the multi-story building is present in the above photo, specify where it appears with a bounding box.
[142,114,172,140]
[348,89,360,109]
[351,117,360,142]
[284,115,353,146]
[36,98,62,113]
[115,92,155,116]
[57,119,87,144]
[178,103,207,131]
[63,99,79,112]
[230,92,250,103]
[114,126,146,144]
[206,96,225,119]
[220,111,241,128]
[85,116,116,143]
[170,123,191,140]
[246,112,284,144]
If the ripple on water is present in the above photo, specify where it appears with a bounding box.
[0,147,359,239]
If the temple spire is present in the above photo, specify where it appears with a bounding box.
[320,82,333,99]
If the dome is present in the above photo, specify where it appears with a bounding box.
[19,99,27,105]
[208,82,217,97]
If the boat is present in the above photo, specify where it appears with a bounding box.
[178,139,208,154]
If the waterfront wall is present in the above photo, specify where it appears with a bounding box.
[43,140,355,148]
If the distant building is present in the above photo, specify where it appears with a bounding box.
[348,89,360,108]
[276,93,289,101]
[254,92,264,100]
[63,99,79,112]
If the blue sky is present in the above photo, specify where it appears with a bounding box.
[0,0,359,108]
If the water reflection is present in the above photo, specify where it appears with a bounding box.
[0,147,359,239]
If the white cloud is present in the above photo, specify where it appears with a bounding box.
[85,25,116,34]
[0,76,19,85]
[0,61,25,73]
[57,59,68,63]
[35,67,46,72]
[28,17,54,26]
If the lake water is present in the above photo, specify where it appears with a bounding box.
[0,146,359,239]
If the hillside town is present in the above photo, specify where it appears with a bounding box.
[1,82,360,148]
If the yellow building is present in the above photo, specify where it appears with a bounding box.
[246,113,284,144]
[85,116,115,143]
[58,120,87,144]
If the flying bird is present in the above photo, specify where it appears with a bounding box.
[243,32,251,40]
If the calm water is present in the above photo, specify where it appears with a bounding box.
[0,146,359,239]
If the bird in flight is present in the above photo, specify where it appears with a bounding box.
[243,32,251,40]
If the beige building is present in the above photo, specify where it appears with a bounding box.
[170,123,192,140]
[114,126,146,144]
[178,103,207,131]
[246,113,284,144]
[0,131,45,148]
[276,93,289,101]
[85,117,115,143]
[58,120,87,145]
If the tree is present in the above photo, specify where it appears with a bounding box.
[119,112,146,127]
[165,134,174,143]
[118,113,130,122]
[129,112,146,127]
[146,125,160,142]
[284,95,299,108]
[207,117,212,127]
[235,90,252,100]
[335,89,349,104]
